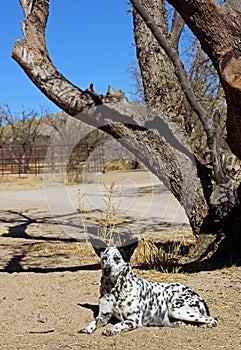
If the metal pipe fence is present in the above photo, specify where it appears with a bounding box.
[0,143,104,177]
[0,140,140,178]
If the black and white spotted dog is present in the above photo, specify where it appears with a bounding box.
[79,239,217,336]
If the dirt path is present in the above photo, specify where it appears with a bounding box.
[0,264,240,350]
[0,172,240,349]
[0,171,189,240]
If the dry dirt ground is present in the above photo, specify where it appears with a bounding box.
[0,172,240,350]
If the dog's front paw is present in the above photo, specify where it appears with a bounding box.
[102,328,118,337]
[78,328,92,334]
[78,320,97,334]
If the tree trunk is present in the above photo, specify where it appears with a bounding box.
[167,0,241,160]
[133,0,241,266]
[133,0,185,117]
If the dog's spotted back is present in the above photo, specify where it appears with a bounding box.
[79,240,217,336]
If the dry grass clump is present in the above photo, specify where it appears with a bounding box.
[0,175,43,189]
[132,238,187,273]
[134,268,188,284]
[132,239,159,267]
[28,242,94,258]
[104,159,144,172]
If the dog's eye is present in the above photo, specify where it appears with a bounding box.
[114,256,121,264]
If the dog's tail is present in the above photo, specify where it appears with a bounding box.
[203,299,210,316]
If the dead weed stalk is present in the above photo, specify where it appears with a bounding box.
[100,181,118,245]
[77,181,121,246]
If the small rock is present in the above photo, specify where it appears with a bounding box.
[37,312,47,323]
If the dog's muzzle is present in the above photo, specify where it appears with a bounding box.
[103,265,112,277]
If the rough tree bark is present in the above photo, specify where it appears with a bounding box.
[12,0,241,267]
[131,0,226,184]
[167,0,241,160]
[132,0,185,116]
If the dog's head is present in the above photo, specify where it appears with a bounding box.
[90,238,138,278]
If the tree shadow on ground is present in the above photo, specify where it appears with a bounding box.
[2,258,100,273]
[0,209,100,273]
[179,231,241,272]
[1,209,240,274]
[0,210,83,241]
[180,249,241,273]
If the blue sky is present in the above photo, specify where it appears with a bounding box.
[0,1,135,114]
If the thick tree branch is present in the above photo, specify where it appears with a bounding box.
[132,0,172,112]
[166,0,241,159]
[131,1,209,131]
[12,0,104,115]
[169,10,185,51]
[131,0,228,184]
[225,0,241,13]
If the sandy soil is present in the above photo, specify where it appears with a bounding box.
[0,172,240,349]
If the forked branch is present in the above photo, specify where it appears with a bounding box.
[130,0,209,129]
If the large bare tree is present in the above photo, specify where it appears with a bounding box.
[12,0,241,268]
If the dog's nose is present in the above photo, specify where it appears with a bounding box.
[104,265,111,276]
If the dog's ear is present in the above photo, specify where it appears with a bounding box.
[118,238,138,262]
[89,237,107,257]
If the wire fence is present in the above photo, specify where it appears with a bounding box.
[0,138,140,178]
[0,143,105,177]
